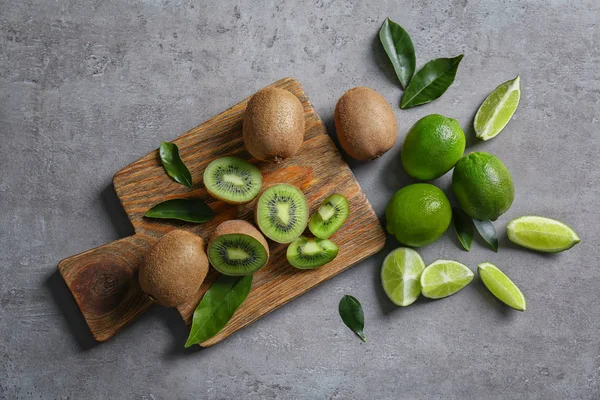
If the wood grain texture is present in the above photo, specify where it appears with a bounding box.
[58,77,386,345]
[58,234,155,341]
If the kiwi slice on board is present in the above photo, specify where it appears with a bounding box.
[256,183,309,243]
[286,236,339,269]
[203,156,262,204]
[208,220,269,276]
[308,193,349,239]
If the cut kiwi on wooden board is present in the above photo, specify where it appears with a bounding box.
[286,236,339,269]
[207,220,270,276]
[255,183,309,244]
[203,156,262,204]
[308,193,350,239]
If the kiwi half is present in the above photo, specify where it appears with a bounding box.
[203,156,262,204]
[286,236,339,269]
[308,193,349,239]
[208,220,269,276]
[256,184,309,243]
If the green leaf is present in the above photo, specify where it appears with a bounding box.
[378,18,416,90]
[400,54,464,109]
[145,199,214,223]
[339,295,366,342]
[453,207,473,251]
[185,274,253,348]
[159,141,193,188]
[473,218,498,252]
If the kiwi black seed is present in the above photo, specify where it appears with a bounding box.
[207,220,269,276]
[334,87,398,160]
[203,156,262,204]
[255,183,309,244]
[308,193,350,239]
[286,236,339,269]
[139,230,208,308]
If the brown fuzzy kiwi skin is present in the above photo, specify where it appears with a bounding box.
[139,230,208,308]
[243,87,305,162]
[334,87,398,160]
[208,220,269,260]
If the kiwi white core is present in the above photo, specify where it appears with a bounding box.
[227,248,250,260]
[223,173,245,186]
[318,204,336,221]
[303,240,321,255]
[276,203,291,225]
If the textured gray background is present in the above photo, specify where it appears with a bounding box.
[1,0,599,399]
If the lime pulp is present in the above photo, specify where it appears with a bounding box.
[478,262,526,311]
[381,248,426,306]
[420,260,474,299]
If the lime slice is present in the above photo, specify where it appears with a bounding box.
[478,262,526,311]
[381,248,425,306]
[507,216,580,253]
[474,76,521,141]
[420,260,473,299]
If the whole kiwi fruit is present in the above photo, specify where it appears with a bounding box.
[243,87,305,162]
[334,87,398,160]
[139,230,208,308]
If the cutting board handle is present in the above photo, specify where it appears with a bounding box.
[58,233,157,342]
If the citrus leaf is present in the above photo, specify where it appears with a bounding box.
[160,141,193,188]
[145,199,214,223]
[452,207,473,251]
[185,274,253,348]
[378,18,416,90]
[473,218,498,252]
[400,54,464,109]
[339,295,366,342]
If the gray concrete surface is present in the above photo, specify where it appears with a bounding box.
[1,0,599,398]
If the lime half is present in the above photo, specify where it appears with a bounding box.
[478,262,526,311]
[420,260,473,299]
[381,248,425,306]
[474,76,521,141]
[507,216,580,253]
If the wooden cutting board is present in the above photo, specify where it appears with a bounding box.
[58,77,386,346]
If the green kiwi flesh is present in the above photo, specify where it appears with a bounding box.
[308,193,349,239]
[286,236,339,269]
[208,233,268,276]
[203,156,262,204]
[256,184,309,243]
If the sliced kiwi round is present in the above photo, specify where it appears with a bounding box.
[208,220,269,276]
[203,156,262,204]
[286,236,339,269]
[256,184,309,243]
[308,193,349,239]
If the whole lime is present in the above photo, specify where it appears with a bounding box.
[452,152,514,221]
[401,114,466,180]
[385,183,452,247]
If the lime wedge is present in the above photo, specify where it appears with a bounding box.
[507,216,580,253]
[381,248,425,306]
[420,260,473,299]
[478,262,526,311]
[474,76,521,141]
